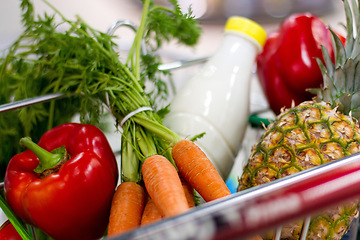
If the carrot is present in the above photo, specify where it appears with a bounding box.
[172,139,231,202]
[141,197,163,225]
[180,177,196,208]
[141,178,194,225]
[107,182,146,236]
[142,155,189,217]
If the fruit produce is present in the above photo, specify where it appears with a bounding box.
[4,123,118,240]
[239,0,360,239]
[257,12,339,115]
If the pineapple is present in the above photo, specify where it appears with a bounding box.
[238,0,360,239]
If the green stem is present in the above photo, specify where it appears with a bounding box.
[149,6,176,15]
[125,0,150,85]
[47,72,63,131]
[134,0,150,81]
[19,137,66,174]
[133,114,181,144]
[136,126,157,157]
[121,130,140,182]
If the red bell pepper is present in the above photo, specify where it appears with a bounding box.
[257,13,342,115]
[0,221,22,240]
[4,123,118,240]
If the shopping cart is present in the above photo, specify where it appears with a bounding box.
[1,20,360,240]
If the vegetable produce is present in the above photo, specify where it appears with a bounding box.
[140,177,195,226]
[1,0,232,238]
[0,0,200,180]
[0,0,200,182]
[238,0,360,239]
[141,198,163,226]
[0,221,22,240]
[172,139,231,202]
[142,155,190,217]
[256,12,338,115]
[0,5,83,183]
[108,182,146,237]
[4,123,118,240]
[180,177,196,208]
[0,194,32,240]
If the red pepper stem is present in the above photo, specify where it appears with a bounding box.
[19,137,66,174]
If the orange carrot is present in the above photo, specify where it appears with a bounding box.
[172,139,231,202]
[108,182,146,236]
[180,177,196,208]
[142,155,189,217]
[141,197,163,225]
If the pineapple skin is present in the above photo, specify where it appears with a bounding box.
[238,101,360,240]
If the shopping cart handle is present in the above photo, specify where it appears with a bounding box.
[110,152,360,240]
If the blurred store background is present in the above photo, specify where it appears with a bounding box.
[0,0,346,56]
[0,0,347,228]
[0,0,347,108]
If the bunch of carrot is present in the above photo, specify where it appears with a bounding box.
[100,3,238,234]
[107,139,231,236]
[23,1,263,239]
[0,0,266,239]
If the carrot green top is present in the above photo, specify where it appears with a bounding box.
[0,0,201,183]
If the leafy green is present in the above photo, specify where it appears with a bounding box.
[0,0,201,182]
[0,0,201,239]
[144,0,200,49]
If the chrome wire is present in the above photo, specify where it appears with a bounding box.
[107,19,147,56]
[274,227,282,240]
[0,56,210,114]
[300,216,311,240]
[0,93,66,113]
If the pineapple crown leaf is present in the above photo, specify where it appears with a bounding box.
[351,90,360,108]
[330,28,347,67]
[320,45,335,76]
[310,0,360,119]
[338,93,352,113]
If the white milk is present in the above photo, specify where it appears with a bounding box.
[164,16,266,178]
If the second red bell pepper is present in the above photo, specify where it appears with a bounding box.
[257,13,343,114]
[0,221,22,240]
[4,123,119,240]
